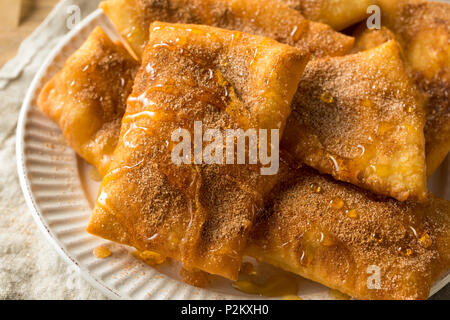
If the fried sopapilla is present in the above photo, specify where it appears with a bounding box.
[87,22,309,280]
[281,40,428,202]
[39,0,350,180]
[278,0,373,30]
[351,25,396,54]
[100,0,354,59]
[353,0,450,176]
[37,27,139,175]
[247,167,450,300]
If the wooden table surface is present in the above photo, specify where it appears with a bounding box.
[0,0,59,67]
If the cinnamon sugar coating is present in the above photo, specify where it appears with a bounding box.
[278,0,373,31]
[282,40,428,201]
[354,0,450,176]
[87,22,308,280]
[248,167,450,300]
[37,27,139,175]
[100,0,354,58]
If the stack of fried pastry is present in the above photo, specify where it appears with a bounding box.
[37,0,450,300]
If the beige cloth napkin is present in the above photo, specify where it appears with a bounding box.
[0,0,105,300]
[0,0,448,300]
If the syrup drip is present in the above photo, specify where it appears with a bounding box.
[93,246,111,259]
[233,274,300,298]
[356,144,365,157]
[371,233,384,244]
[361,99,373,108]
[346,209,359,219]
[329,288,351,300]
[123,123,149,148]
[230,31,242,46]
[249,39,270,67]
[310,183,322,193]
[418,233,432,248]
[290,25,303,42]
[96,159,146,210]
[330,197,345,210]
[320,91,334,104]
[132,250,166,266]
[327,154,340,173]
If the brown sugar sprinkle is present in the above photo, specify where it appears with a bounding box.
[87,21,310,281]
[249,166,450,300]
[281,39,428,202]
[361,99,373,108]
[371,233,384,244]
[320,91,334,103]
[374,0,450,176]
[37,27,139,176]
[93,246,111,259]
[397,246,413,257]
[106,0,353,59]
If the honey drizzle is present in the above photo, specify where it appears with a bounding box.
[233,274,300,298]
[96,158,146,212]
[291,92,420,185]
[149,26,277,130]
[97,25,288,275]
[125,34,242,267]
[93,246,111,259]
[132,250,166,266]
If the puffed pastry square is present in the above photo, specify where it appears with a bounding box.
[247,167,450,300]
[87,22,309,280]
[38,27,139,175]
[100,0,354,59]
[279,0,374,31]
[354,0,450,176]
[281,40,428,201]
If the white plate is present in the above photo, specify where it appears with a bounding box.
[16,9,450,300]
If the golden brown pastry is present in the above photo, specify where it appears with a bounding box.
[281,40,428,202]
[279,0,374,30]
[247,167,450,300]
[39,0,353,179]
[100,0,354,59]
[37,27,139,175]
[354,0,450,176]
[352,25,396,53]
[87,22,309,280]
[37,0,350,181]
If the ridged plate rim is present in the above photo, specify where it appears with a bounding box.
[16,9,450,300]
